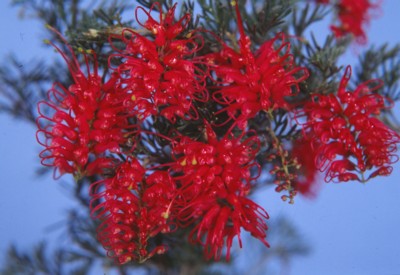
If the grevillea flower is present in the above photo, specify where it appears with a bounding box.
[291,137,320,197]
[302,66,400,182]
[171,125,269,260]
[36,28,135,178]
[330,0,379,44]
[110,3,207,123]
[206,1,308,129]
[90,158,177,264]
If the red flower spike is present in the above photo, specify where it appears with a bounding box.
[110,3,207,123]
[291,137,321,198]
[330,0,380,44]
[302,66,400,182]
[171,125,269,260]
[187,194,269,261]
[207,1,308,129]
[90,159,177,264]
[36,28,136,179]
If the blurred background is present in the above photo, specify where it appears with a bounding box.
[1,1,399,274]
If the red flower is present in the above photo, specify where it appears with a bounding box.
[207,2,308,129]
[90,159,177,264]
[291,137,320,197]
[36,29,134,178]
[302,66,399,182]
[110,3,207,123]
[171,125,269,260]
[188,194,269,260]
[330,0,379,44]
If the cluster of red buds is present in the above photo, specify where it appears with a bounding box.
[36,1,398,264]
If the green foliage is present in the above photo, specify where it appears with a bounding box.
[0,55,66,123]
[2,0,399,273]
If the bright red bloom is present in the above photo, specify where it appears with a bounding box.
[330,0,379,44]
[302,66,400,182]
[110,3,207,123]
[36,30,134,178]
[207,3,308,129]
[171,125,269,260]
[291,137,320,197]
[90,158,177,264]
[188,194,269,260]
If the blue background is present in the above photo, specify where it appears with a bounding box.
[1,1,399,274]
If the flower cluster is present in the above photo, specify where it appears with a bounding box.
[90,159,176,263]
[36,1,398,265]
[36,30,135,178]
[316,0,380,43]
[171,125,268,260]
[206,9,308,129]
[301,66,399,182]
[110,3,207,123]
